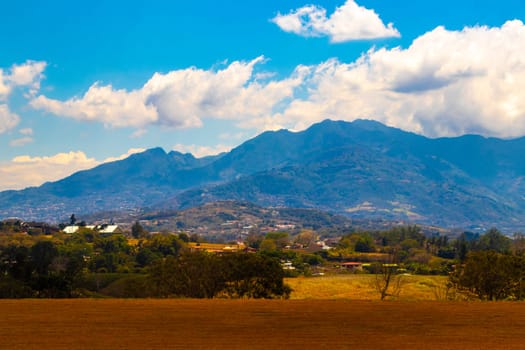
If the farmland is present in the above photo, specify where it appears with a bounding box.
[1,299,524,350]
[286,275,449,300]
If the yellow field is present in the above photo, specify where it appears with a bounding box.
[286,274,450,300]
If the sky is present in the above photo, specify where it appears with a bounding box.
[1,0,524,191]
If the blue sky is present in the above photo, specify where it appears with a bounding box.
[1,0,524,190]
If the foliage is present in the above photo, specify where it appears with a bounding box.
[450,251,525,300]
[147,252,290,299]
[131,221,148,239]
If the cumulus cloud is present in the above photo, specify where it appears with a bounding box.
[277,20,525,138]
[0,61,46,134]
[0,60,47,100]
[31,57,307,130]
[271,0,400,42]
[24,21,525,139]
[0,148,145,191]
[0,104,20,134]
[8,60,47,97]
[172,143,232,158]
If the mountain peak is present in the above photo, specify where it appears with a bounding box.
[4,119,525,231]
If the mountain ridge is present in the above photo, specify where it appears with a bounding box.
[2,119,525,231]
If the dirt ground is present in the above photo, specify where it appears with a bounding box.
[0,299,523,350]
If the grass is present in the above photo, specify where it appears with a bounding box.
[286,274,450,300]
[0,299,524,349]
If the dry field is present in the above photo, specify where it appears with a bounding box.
[286,274,450,300]
[1,299,524,350]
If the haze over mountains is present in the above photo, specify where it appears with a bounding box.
[2,119,525,231]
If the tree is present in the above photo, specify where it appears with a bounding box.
[30,240,58,275]
[259,239,277,252]
[354,234,375,253]
[131,221,148,239]
[69,214,77,226]
[294,230,316,248]
[264,232,289,250]
[371,249,404,300]
[222,253,291,299]
[454,233,470,262]
[476,228,511,253]
[148,252,223,298]
[450,251,523,300]
[147,252,291,299]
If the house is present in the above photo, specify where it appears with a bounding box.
[62,225,95,234]
[96,224,122,234]
[62,224,121,235]
[188,242,246,254]
[281,261,296,270]
[341,262,364,272]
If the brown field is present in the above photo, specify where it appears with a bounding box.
[1,299,524,350]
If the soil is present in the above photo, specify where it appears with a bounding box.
[0,299,523,350]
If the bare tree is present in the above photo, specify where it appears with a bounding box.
[371,249,404,300]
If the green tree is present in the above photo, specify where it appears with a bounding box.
[131,221,148,239]
[264,232,289,250]
[259,238,277,252]
[450,251,518,300]
[454,233,470,262]
[148,252,223,298]
[222,253,291,299]
[30,240,58,275]
[476,228,511,253]
[147,252,291,299]
[354,234,375,253]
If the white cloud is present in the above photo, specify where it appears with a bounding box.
[277,20,525,138]
[102,148,145,163]
[172,143,232,158]
[271,0,400,42]
[218,131,249,141]
[0,104,20,134]
[0,70,9,99]
[0,148,145,191]
[19,128,33,136]
[23,21,525,139]
[0,60,47,100]
[8,60,46,97]
[9,137,33,147]
[31,57,307,131]
[30,84,158,128]
[0,61,46,134]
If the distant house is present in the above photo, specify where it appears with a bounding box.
[188,242,246,254]
[341,262,364,272]
[96,224,122,234]
[62,224,121,235]
[281,261,296,270]
[62,225,97,234]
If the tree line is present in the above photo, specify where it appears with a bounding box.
[2,218,525,300]
[0,224,290,299]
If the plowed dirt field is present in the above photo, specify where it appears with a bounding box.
[1,299,523,349]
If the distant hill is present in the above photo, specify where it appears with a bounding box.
[2,119,525,231]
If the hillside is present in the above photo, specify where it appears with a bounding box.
[2,119,525,231]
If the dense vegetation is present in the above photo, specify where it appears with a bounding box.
[1,219,525,300]
[0,221,289,298]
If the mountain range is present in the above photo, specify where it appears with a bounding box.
[2,119,525,232]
